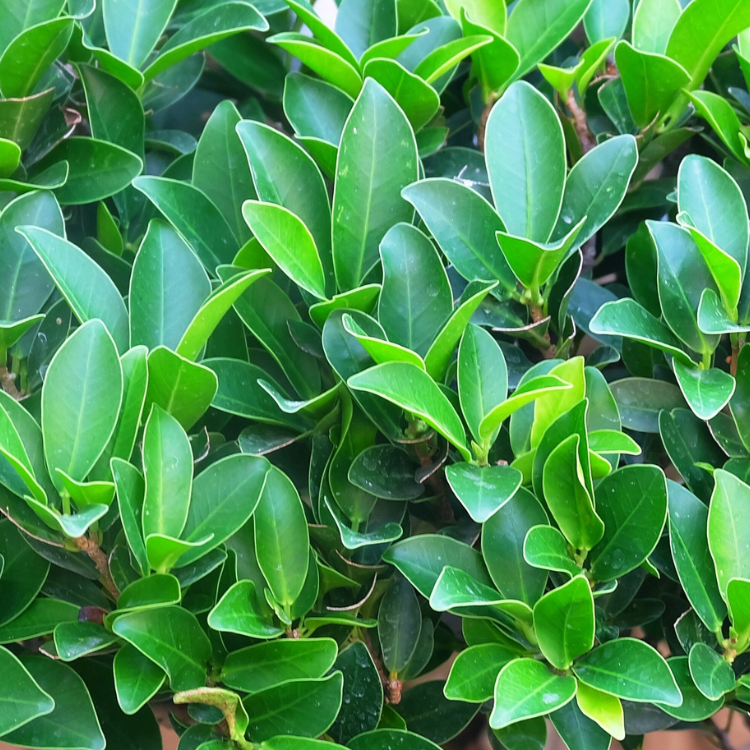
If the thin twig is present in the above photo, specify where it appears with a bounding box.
[74,535,120,602]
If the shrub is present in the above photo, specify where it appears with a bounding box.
[2,0,750,749]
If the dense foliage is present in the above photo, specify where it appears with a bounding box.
[3,0,750,749]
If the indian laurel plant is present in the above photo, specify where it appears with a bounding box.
[4,0,750,749]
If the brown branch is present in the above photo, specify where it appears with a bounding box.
[566,90,596,154]
[1,367,23,400]
[74,535,120,602]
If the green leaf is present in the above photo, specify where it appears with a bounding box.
[0,0,66,51]
[0,597,79,644]
[142,3,267,80]
[221,638,338,693]
[615,42,690,128]
[42,319,122,493]
[1,657,104,750]
[543,434,604,552]
[253,465,309,608]
[35,137,142,206]
[271,33,362,99]
[549,701,610,750]
[589,297,692,365]
[650,220,719,355]
[112,606,211,691]
[505,0,591,79]
[395,680,479,743]
[632,0,681,54]
[496,218,585,292]
[325,498,403,550]
[207,580,284,639]
[133,176,238,274]
[610,376,686,433]
[336,0,396,59]
[145,346,218,431]
[668,481,726,632]
[445,0,505,34]
[205,358,305,430]
[483,487,548,605]
[485,81,565,243]
[113,644,165,715]
[673,360,735,421]
[655,656,722,721]
[348,362,470,461]
[223,273,320,399]
[142,404,192,541]
[0,646,54,736]
[551,136,638,249]
[688,643,735,700]
[329,641,383,743]
[382,534,493,598]
[361,59,439,132]
[575,683,624,741]
[241,202,325,299]
[445,464,522,524]
[678,154,748,301]
[117,574,181,613]
[0,191,62,327]
[531,358,586,448]
[193,100,254,245]
[523,524,582,578]
[477,375,573,446]
[178,454,268,567]
[574,638,682,705]
[176,269,268,361]
[708,469,750,599]
[584,0,628,43]
[243,673,343,742]
[425,280,497,382]
[378,223,452,356]
[92,345,148,481]
[489,659,577,730]
[445,643,516,703]
[102,0,176,67]
[54,620,119,660]
[589,465,667,582]
[236,119,334,295]
[665,0,750,90]
[379,577,422,674]
[129,219,210,350]
[0,88,53,151]
[0,18,74,98]
[283,70,352,145]
[731,344,750,453]
[0,520,49,627]
[533,576,594,670]
[332,79,418,290]
[728,578,750,652]
[402,179,515,290]
[79,61,145,161]
[458,324,507,446]
[413,35,492,84]
[18,226,129,353]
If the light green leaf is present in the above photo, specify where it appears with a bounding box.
[533,576,594,670]
[573,638,682,706]
[348,362,471,461]
[42,319,122,493]
[485,81,565,243]
[673,360,735,421]
[445,463,521,524]
[112,606,211,691]
[253,465,309,608]
[489,658,577,730]
[632,0,681,54]
[18,226,129,353]
[332,78,418,291]
[129,219,210,351]
[708,469,750,599]
[141,404,192,540]
[208,580,284,639]
[103,0,176,67]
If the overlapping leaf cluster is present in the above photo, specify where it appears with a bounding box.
[4,0,750,749]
